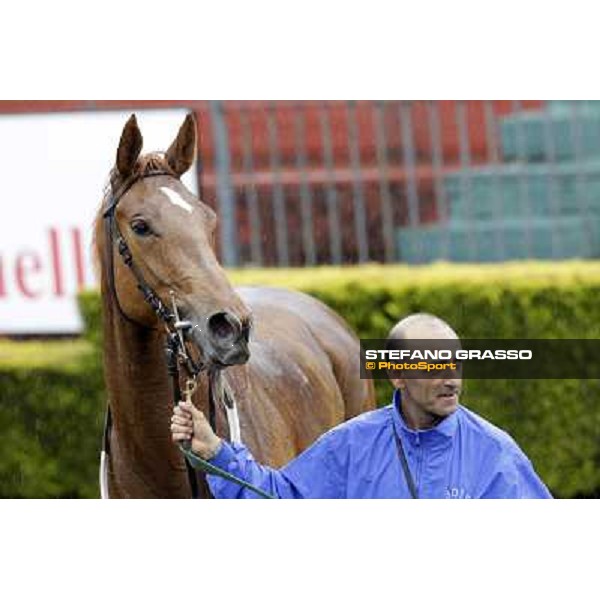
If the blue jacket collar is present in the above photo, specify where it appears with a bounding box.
[392,389,458,441]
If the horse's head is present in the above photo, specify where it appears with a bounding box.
[99,113,251,367]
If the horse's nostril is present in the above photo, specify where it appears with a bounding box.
[208,312,239,343]
[240,315,252,342]
[242,325,250,343]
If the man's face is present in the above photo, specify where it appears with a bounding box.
[388,321,463,422]
[396,369,462,419]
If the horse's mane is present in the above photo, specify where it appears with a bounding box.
[92,152,176,280]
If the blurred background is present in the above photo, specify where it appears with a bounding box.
[1,100,599,498]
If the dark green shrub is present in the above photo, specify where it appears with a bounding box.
[0,358,104,498]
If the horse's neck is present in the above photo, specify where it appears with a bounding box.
[102,303,193,498]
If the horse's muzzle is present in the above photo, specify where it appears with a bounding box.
[194,310,251,367]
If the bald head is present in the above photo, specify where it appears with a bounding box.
[386,313,462,429]
[388,313,459,342]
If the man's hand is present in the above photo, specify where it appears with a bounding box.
[171,401,222,460]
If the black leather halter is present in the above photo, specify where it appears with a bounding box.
[101,170,205,498]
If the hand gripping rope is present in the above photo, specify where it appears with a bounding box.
[166,302,274,500]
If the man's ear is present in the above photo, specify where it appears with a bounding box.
[116,114,143,178]
[165,113,197,176]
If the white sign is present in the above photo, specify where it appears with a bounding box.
[0,109,198,334]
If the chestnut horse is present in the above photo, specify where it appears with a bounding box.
[94,113,375,498]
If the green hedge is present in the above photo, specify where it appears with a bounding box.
[0,341,104,498]
[2,261,600,497]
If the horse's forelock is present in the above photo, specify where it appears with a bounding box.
[136,153,176,179]
[99,152,178,212]
[93,152,178,279]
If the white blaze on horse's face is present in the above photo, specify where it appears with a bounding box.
[160,186,194,214]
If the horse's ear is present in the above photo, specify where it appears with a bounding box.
[165,113,197,176]
[116,115,143,178]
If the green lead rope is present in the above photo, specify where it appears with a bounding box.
[179,443,275,499]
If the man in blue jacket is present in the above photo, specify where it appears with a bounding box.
[171,313,552,498]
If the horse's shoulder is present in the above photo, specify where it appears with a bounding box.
[236,285,356,335]
[236,285,321,308]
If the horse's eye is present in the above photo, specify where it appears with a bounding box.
[130,219,152,237]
